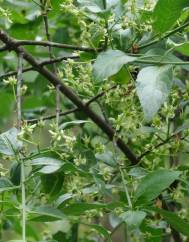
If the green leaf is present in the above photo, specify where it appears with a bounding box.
[153,0,189,33]
[136,65,173,121]
[62,161,92,177]
[82,223,111,240]
[128,167,147,178]
[31,157,62,174]
[0,128,23,155]
[134,170,181,205]
[152,208,189,237]
[8,240,28,242]
[78,0,103,13]
[39,240,57,242]
[0,92,14,120]
[168,40,189,56]
[29,206,67,222]
[41,173,64,197]
[10,163,21,186]
[0,177,16,192]
[175,42,189,56]
[59,120,91,130]
[78,0,119,13]
[93,50,136,81]
[61,202,123,215]
[120,210,146,229]
[140,222,163,242]
[39,241,57,242]
[111,66,132,84]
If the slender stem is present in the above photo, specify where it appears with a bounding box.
[102,0,109,50]
[0,30,139,165]
[17,52,23,129]
[139,21,189,50]
[134,59,189,65]
[56,84,61,125]
[26,85,117,124]
[2,55,189,82]
[72,224,79,242]
[16,40,101,52]
[41,1,60,125]
[21,161,26,242]
[17,52,27,242]
[31,0,42,7]
[0,55,79,80]
[119,167,132,208]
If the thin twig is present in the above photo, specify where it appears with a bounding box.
[56,85,61,124]
[16,40,102,52]
[0,55,79,80]
[41,1,61,125]
[17,52,23,129]
[135,59,189,65]
[102,0,108,50]
[31,0,42,7]
[139,133,187,160]
[119,167,132,208]
[26,85,117,124]
[139,21,189,50]
[0,30,139,165]
[17,52,27,242]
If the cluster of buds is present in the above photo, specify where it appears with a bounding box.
[114,207,124,216]
[85,208,103,221]
[64,59,75,82]
[143,0,156,10]
[98,163,113,181]
[161,102,176,120]
[18,123,36,140]
[49,124,76,150]
[3,76,17,86]
[60,0,82,17]
[20,84,28,96]
[94,143,105,154]
[3,76,28,96]
[0,6,12,24]
[66,175,85,199]
[82,134,91,147]
[0,163,7,177]
[74,155,87,166]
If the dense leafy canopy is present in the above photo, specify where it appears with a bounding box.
[0,0,189,241]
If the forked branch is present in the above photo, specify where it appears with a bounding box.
[0,30,139,165]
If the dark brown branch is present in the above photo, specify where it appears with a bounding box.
[15,40,101,52]
[0,30,138,165]
[26,85,117,124]
[0,55,79,79]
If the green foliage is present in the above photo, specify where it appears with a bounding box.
[0,0,189,241]
[136,65,173,121]
[152,208,189,237]
[134,170,181,205]
[153,0,189,33]
[93,50,136,81]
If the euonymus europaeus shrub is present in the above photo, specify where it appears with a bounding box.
[0,0,189,241]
